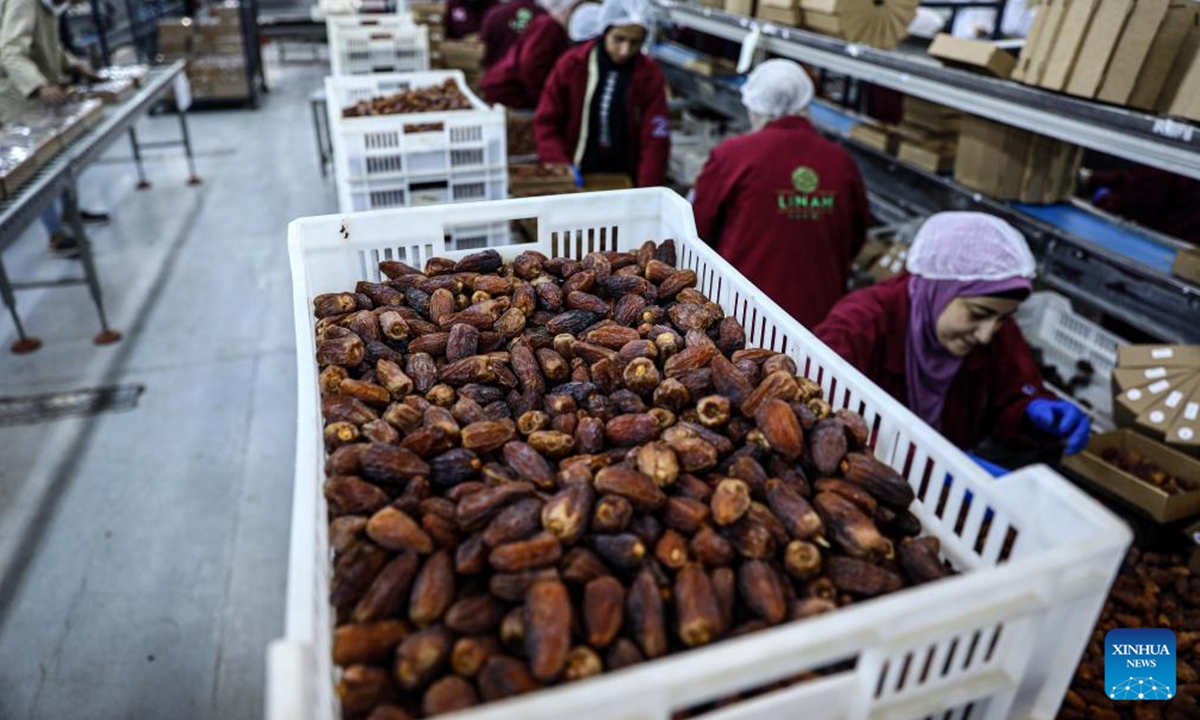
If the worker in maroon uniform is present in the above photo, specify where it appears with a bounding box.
[814,213,1091,458]
[533,0,671,187]
[445,0,496,39]
[691,60,868,329]
[481,0,579,109]
[479,0,544,67]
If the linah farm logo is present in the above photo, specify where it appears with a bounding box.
[1105,629,1176,701]
[510,8,534,32]
[777,166,836,220]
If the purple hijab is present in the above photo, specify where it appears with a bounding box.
[905,275,1032,429]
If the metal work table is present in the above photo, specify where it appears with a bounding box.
[0,60,200,353]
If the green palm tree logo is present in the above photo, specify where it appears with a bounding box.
[792,166,819,193]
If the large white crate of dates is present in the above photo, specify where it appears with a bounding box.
[328,13,430,75]
[272,189,1130,720]
[326,71,508,219]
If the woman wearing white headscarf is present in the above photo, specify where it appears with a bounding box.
[692,59,868,329]
[533,0,670,186]
[481,0,580,109]
[815,212,1090,456]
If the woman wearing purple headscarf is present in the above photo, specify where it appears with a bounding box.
[814,212,1090,456]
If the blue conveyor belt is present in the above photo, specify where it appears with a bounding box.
[1013,203,1178,274]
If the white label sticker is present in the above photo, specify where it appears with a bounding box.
[1148,380,1170,394]
[1127,389,1144,401]
[1167,391,1185,408]
[1178,427,1195,441]
[1151,348,1175,359]
[1146,368,1168,379]
[1185,402,1199,421]
[1149,410,1166,424]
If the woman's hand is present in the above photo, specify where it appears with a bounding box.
[1026,399,1091,455]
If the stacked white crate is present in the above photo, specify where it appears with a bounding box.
[325,71,509,246]
[271,189,1131,720]
[327,13,430,76]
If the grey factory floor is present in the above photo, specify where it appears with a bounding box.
[0,48,334,720]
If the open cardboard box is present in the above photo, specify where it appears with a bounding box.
[1063,430,1200,523]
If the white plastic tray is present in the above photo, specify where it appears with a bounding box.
[1015,291,1126,429]
[274,189,1130,720]
[326,71,508,213]
[327,15,430,76]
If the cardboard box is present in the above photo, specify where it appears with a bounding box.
[901,96,961,134]
[897,139,955,173]
[799,0,856,11]
[1040,0,1103,91]
[157,18,194,57]
[757,5,804,24]
[1155,16,1200,113]
[803,10,843,35]
[759,0,798,7]
[1117,345,1200,368]
[927,33,1017,78]
[1063,430,1200,522]
[1014,0,1071,85]
[849,123,896,153]
[1128,1,1199,110]
[1114,372,1197,428]
[1167,45,1200,121]
[892,121,957,150]
[1164,385,1200,454]
[868,244,909,282]
[953,115,1082,203]
[1136,374,1200,437]
[1097,0,1172,104]
[1172,247,1200,286]
[1112,366,1193,391]
[724,0,756,14]
[1065,0,1137,98]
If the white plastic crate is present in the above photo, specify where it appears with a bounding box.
[327,15,430,75]
[1015,291,1126,427]
[326,71,508,213]
[273,190,1130,720]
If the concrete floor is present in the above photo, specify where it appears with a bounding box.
[0,52,333,720]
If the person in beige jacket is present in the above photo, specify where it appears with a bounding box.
[1,0,105,256]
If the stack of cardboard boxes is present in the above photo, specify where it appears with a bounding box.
[895,96,960,174]
[1013,0,1200,121]
[158,3,250,101]
[410,2,447,67]
[793,0,918,50]
[439,39,486,92]
[953,115,1081,203]
[724,0,756,15]
[755,0,803,27]
[1112,345,1200,455]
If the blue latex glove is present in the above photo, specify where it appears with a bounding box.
[1026,398,1091,455]
[570,165,584,188]
[967,454,1008,477]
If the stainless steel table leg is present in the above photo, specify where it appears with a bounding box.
[62,182,121,345]
[0,257,41,354]
[177,106,203,185]
[128,126,151,189]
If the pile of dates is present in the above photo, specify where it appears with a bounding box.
[1059,548,1199,720]
[342,79,472,118]
[314,243,953,719]
[1099,448,1198,495]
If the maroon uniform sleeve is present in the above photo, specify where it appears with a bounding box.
[634,63,671,187]
[690,145,733,249]
[533,56,575,165]
[985,323,1057,443]
[479,7,504,66]
[813,288,885,376]
[518,22,568,105]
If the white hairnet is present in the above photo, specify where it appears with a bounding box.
[538,0,578,15]
[906,212,1037,280]
[569,3,602,40]
[598,0,653,31]
[740,60,814,118]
